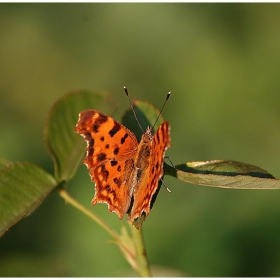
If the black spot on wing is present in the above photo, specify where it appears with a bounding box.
[155,162,159,170]
[121,133,129,144]
[96,113,108,124]
[93,124,99,133]
[114,147,119,155]
[111,160,118,167]
[113,177,121,187]
[109,122,121,137]
[92,114,108,133]
[97,153,106,161]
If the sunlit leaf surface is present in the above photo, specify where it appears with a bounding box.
[164,160,280,189]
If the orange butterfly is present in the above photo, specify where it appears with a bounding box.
[75,88,171,229]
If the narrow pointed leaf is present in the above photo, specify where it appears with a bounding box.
[0,162,56,237]
[44,90,111,182]
[164,160,280,190]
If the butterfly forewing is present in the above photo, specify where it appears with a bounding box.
[75,109,139,217]
[129,121,171,229]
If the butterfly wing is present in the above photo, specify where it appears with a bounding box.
[129,121,171,228]
[75,109,139,218]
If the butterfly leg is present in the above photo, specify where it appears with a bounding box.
[159,176,171,193]
[161,156,174,193]
[164,155,176,169]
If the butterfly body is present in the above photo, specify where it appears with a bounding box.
[75,107,171,229]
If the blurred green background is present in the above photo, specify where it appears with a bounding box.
[1,3,280,277]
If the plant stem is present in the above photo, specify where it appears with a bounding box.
[58,188,119,240]
[131,224,151,277]
[58,188,151,277]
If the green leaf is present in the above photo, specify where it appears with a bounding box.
[44,90,110,182]
[164,160,280,190]
[0,162,56,237]
[178,160,275,178]
[122,100,165,141]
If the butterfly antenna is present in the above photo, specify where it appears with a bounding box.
[152,91,171,130]
[124,86,144,133]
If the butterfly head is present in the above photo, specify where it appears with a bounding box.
[140,126,153,143]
